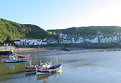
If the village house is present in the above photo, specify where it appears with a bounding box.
[76,37,84,43]
[41,39,47,45]
[14,40,21,45]
[59,33,68,39]
[90,36,99,43]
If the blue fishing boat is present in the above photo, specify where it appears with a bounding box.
[3,58,28,63]
[36,64,62,75]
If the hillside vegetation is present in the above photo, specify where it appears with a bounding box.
[0,18,57,44]
[48,26,121,36]
[24,24,57,39]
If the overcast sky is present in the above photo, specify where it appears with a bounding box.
[1,0,121,30]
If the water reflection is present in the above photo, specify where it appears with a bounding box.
[36,72,62,83]
[25,72,36,76]
[6,63,16,72]
[0,62,26,80]
[24,71,62,83]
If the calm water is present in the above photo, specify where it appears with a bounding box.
[1,51,121,83]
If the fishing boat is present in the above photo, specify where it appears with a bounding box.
[36,64,62,75]
[25,62,52,72]
[9,53,30,58]
[18,55,30,58]
[2,58,29,63]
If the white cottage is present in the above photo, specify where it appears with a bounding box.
[14,41,21,45]
[90,37,99,43]
[76,37,83,43]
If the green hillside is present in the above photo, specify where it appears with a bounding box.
[0,18,57,44]
[48,26,121,36]
[24,24,57,39]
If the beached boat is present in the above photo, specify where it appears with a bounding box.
[18,55,30,58]
[25,62,52,72]
[8,53,30,58]
[36,64,62,75]
[1,53,29,63]
[2,58,29,63]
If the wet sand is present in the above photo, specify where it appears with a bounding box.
[1,46,121,56]
[14,47,95,56]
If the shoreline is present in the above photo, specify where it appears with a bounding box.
[0,46,121,55]
[11,47,121,57]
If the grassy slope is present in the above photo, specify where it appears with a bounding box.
[0,18,57,44]
[24,24,57,39]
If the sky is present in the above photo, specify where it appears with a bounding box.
[0,0,121,30]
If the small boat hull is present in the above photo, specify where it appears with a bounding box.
[25,66,44,72]
[18,55,30,58]
[4,58,28,63]
[25,66,36,72]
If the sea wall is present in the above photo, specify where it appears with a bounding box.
[15,43,121,49]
